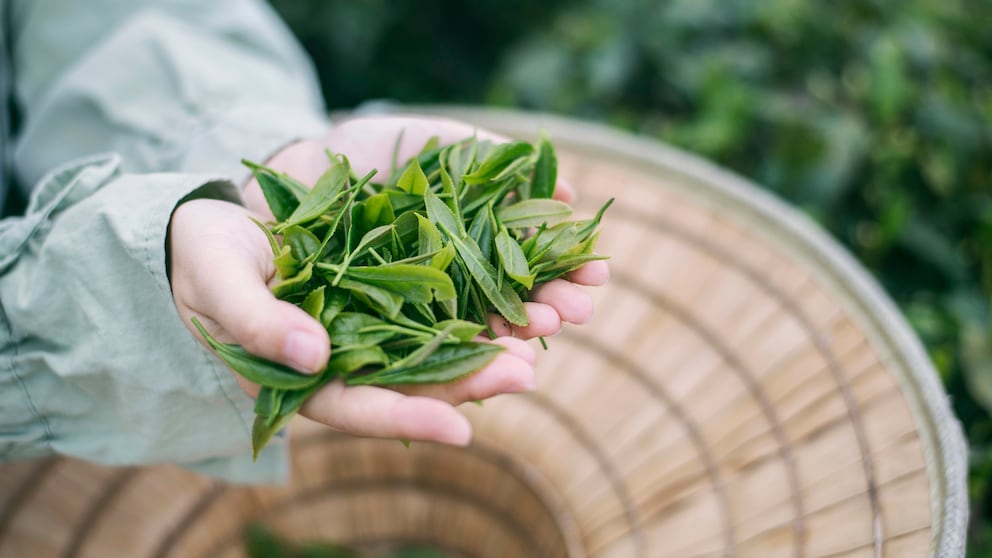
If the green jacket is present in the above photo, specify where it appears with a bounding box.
[0,0,329,483]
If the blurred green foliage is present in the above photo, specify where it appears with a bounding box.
[245,523,444,558]
[270,0,992,553]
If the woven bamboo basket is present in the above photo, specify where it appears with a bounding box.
[0,108,968,557]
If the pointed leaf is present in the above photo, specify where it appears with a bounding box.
[252,413,294,460]
[327,313,396,346]
[320,263,456,304]
[283,225,321,262]
[192,317,321,390]
[467,204,495,261]
[348,342,504,385]
[337,277,404,319]
[320,288,350,329]
[530,135,558,199]
[433,319,487,342]
[329,346,390,375]
[495,227,535,289]
[300,286,325,319]
[242,160,305,221]
[462,141,534,184]
[496,199,572,229]
[273,244,298,280]
[426,191,528,325]
[397,157,429,195]
[271,261,312,298]
[278,155,350,229]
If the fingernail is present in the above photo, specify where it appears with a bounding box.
[445,418,472,446]
[284,330,325,373]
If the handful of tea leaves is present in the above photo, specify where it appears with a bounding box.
[193,135,611,458]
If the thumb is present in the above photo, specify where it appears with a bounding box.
[200,260,330,373]
[171,199,331,374]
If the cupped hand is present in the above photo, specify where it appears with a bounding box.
[244,115,609,334]
[173,115,609,447]
[169,198,539,446]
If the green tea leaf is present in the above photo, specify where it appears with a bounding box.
[443,141,473,195]
[300,286,325,319]
[252,413,294,461]
[348,342,504,385]
[491,156,532,182]
[378,323,458,373]
[429,243,456,272]
[350,224,396,259]
[354,193,396,234]
[497,199,572,229]
[242,160,305,221]
[337,277,404,319]
[397,157,429,195]
[278,154,350,230]
[533,253,609,283]
[328,346,390,375]
[321,263,456,305]
[424,187,466,237]
[427,191,528,325]
[419,135,441,156]
[438,156,462,220]
[320,288,350,329]
[283,225,321,262]
[463,141,534,184]
[467,203,495,261]
[327,312,396,346]
[250,217,280,256]
[272,244,298,280]
[254,385,282,418]
[433,319,487,341]
[495,227,535,289]
[192,317,321,390]
[576,197,614,239]
[417,214,443,255]
[271,261,313,298]
[530,135,557,199]
[382,191,427,215]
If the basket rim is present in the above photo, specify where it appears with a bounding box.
[371,104,969,558]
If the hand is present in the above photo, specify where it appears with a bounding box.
[169,198,541,445]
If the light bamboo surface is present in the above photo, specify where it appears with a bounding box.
[0,108,967,557]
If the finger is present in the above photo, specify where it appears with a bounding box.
[191,251,330,373]
[301,382,472,445]
[531,279,594,325]
[326,116,509,177]
[488,302,562,339]
[398,346,536,405]
[553,177,576,203]
[567,260,610,286]
[490,336,537,365]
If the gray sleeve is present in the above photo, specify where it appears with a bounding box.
[11,0,330,189]
[0,155,289,483]
[0,0,333,482]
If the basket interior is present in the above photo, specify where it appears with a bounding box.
[0,117,949,558]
